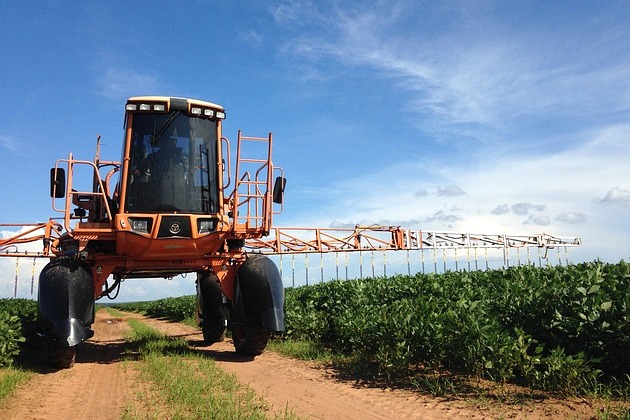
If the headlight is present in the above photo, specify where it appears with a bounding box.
[129,218,152,234]
[197,218,216,234]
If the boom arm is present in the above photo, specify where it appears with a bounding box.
[0,221,63,257]
[244,225,582,255]
[1,222,582,259]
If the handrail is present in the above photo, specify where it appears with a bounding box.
[51,154,115,235]
[220,136,232,190]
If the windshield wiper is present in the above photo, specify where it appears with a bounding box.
[151,111,181,146]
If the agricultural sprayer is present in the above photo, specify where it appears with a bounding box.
[0,96,581,368]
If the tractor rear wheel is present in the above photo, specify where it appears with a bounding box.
[232,324,270,356]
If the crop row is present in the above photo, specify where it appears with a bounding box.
[284,260,630,393]
[112,295,196,321]
[0,298,37,366]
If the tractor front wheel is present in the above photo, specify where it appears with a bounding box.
[202,319,227,344]
[47,342,77,369]
[232,324,270,356]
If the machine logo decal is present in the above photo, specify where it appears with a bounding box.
[169,222,182,235]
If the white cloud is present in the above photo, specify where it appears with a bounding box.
[437,184,465,197]
[511,203,546,215]
[600,187,630,206]
[0,134,17,151]
[524,215,551,226]
[276,2,630,147]
[98,67,165,100]
[271,1,324,25]
[285,124,630,262]
[240,30,264,48]
[556,212,588,224]
[491,204,509,215]
[414,189,428,197]
[424,210,462,227]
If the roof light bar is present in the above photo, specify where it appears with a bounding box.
[126,102,167,112]
[126,100,224,119]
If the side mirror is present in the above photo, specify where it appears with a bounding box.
[272,176,286,204]
[50,168,66,198]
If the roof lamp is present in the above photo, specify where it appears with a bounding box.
[139,103,151,111]
[191,107,202,115]
[125,104,138,111]
[203,109,214,117]
[153,104,165,111]
[215,111,226,119]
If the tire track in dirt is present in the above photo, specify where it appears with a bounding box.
[132,314,486,419]
[0,313,140,420]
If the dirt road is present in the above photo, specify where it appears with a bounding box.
[0,310,612,419]
[0,313,138,419]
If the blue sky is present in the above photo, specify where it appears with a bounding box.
[1,1,629,301]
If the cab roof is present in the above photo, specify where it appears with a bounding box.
[127,96,225,111]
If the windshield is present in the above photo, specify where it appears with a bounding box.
[125,111,219,213]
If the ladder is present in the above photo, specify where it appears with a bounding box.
[231,131,273,236]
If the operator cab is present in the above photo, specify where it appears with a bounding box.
[109,97,229,258]
[122,97,225,215]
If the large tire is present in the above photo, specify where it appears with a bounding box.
[38,257,94,349]
[47,342,77,369]
[196,272,227,345]
[232,324,270,356]
[236,255,284,332]
[202,319,227,344]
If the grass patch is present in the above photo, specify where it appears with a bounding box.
[104,307,128,317]
[124,318,298,419]
[267,338,333,362]
[124,318,190,356]
[0,367,32,403]
[598,405,630,420]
